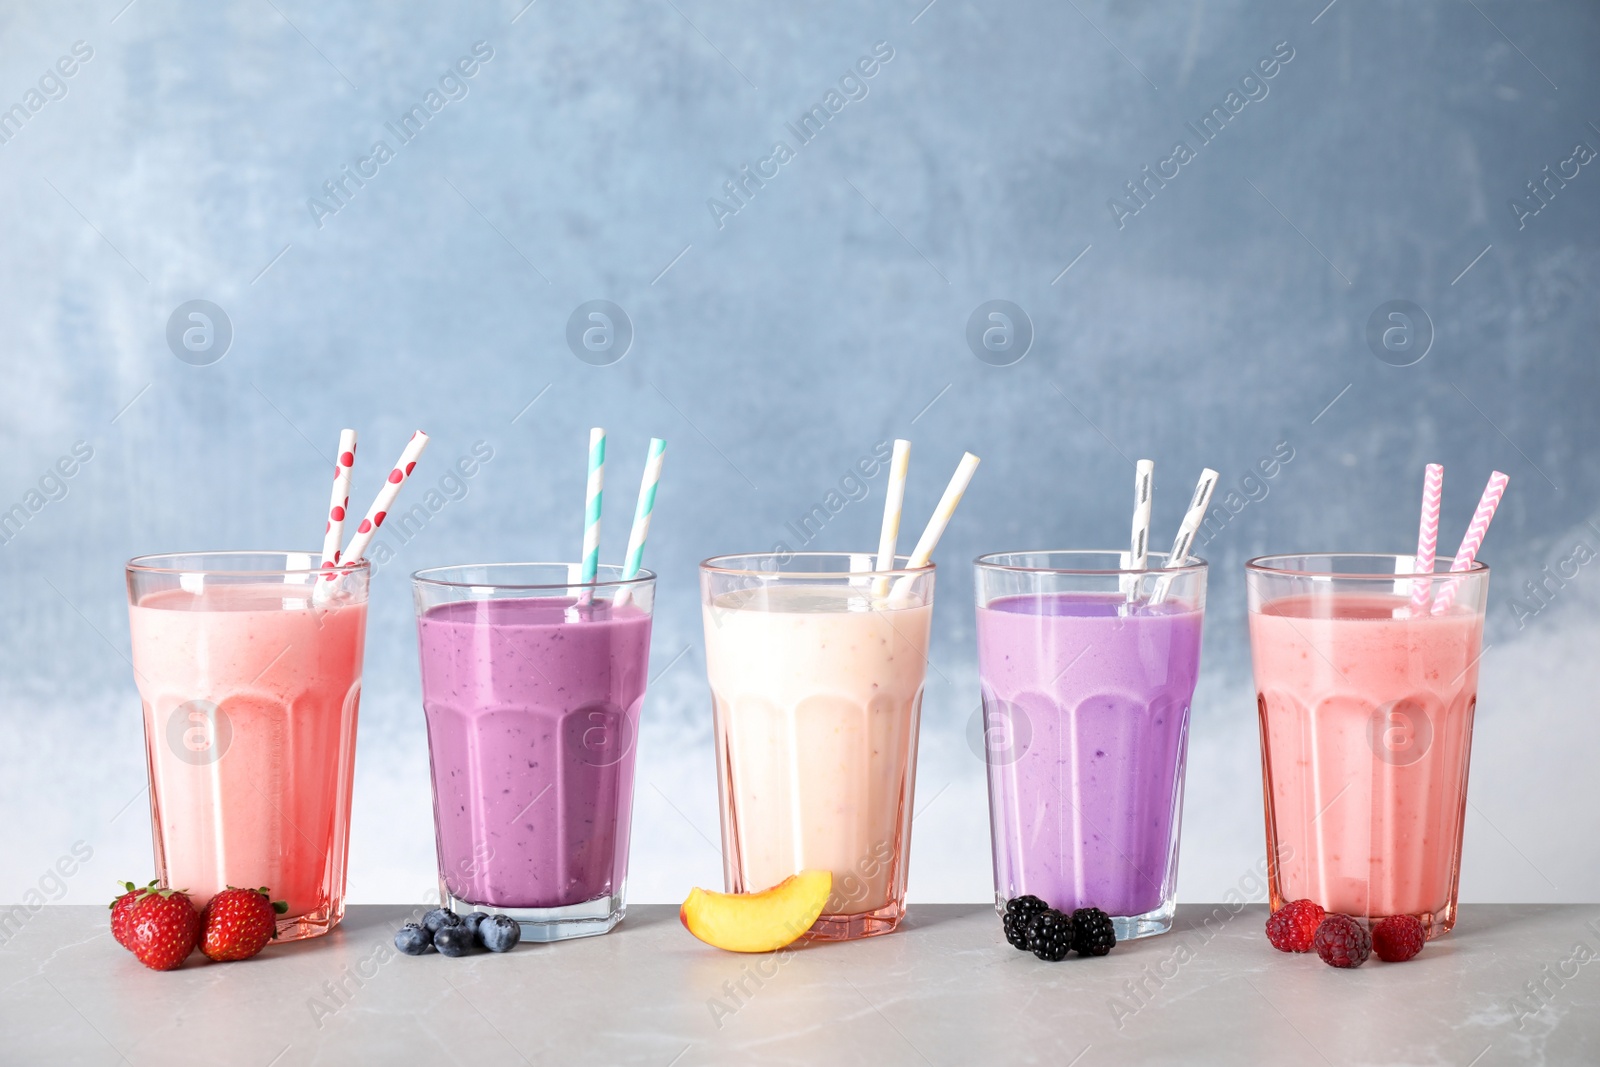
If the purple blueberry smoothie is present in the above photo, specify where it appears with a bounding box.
[416,596,651,916]
[977,593,1202,925]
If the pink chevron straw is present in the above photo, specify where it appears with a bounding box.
[1408,463,1443,615]
[1431,470,1509,615]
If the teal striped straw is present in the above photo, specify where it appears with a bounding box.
[580,427,606,591]
[622,437,667,581]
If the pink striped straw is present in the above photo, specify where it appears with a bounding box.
[319,429,358,581]
[1408,463,1443,615]
[1431,470,1509,615]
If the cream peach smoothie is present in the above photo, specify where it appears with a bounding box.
[129,580,366,924]
[1251,593,1482,927]
[703,584,933,925]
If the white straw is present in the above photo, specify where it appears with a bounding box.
[1124,459,1154,600]
[889,451,980,603]
[872,439,911,598]
[1151,467,1218,605]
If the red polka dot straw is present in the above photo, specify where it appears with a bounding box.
[319,428,358,578]
[342,431,430,564]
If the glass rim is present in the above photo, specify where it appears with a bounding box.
[699,551,934,580]
[973,549,1206,576]
[410,561,657,591]
[1245,552,1488,580]
[125,550,370,578]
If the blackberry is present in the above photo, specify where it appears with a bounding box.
[1002,895,1049,951]
[1025,908,1074,961]
[1071,907,1116,957]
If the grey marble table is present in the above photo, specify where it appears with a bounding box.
[2,903,1596,1065]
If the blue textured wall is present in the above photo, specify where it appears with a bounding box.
[2,0,1597,907]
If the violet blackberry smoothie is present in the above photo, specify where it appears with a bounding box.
[977,590,1203,936]
[415,591,652,939]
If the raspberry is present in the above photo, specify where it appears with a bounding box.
[1265,899,1326,953]
[1312,914,1371,968]
[1371,914,1426,963]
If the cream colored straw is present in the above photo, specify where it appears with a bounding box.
[872,439,911,598]
[889,451,980,603]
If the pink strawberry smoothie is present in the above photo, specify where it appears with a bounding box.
[129,583,366,927]
[1251,593,1482,929]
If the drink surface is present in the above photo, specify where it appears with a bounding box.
[1250,592,1483,924]
[977,592,1202,918]
[703,584,932,918]
[129,582,367,920]
[416,596,651,910]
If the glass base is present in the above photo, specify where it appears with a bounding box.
[441,887,625,943]
[1112,900,1175,941]
[804,900,905,941]
[274,900,344,943]
[991,891,1173,942]
[1268,893,1457,941]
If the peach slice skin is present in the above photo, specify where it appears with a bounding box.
[679,870,833,953]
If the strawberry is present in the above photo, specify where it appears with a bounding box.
[110,880,159,950]
[126,887,200,971]
[200,887,287,962]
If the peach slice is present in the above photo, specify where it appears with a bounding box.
[679,870,833,953]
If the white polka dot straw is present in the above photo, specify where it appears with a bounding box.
[342,430,430,564]
[319,428,357,580]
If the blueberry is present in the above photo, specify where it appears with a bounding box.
[394,923,431,956]
[433,926,474,957]
[423,908,462,935]
[479,914,521,953]
[460,912,490,940]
